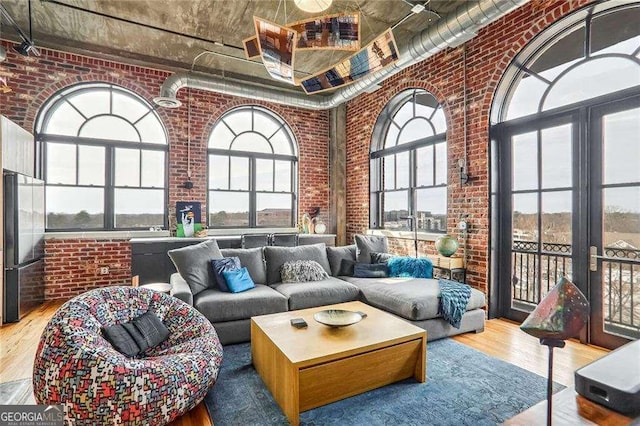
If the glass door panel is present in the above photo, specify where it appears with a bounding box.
[590,100,640,346]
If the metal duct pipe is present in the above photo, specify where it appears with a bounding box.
[154,0,530,110]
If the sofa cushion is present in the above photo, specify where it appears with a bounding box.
[271,277,360,310]
[341,276,486,321]
[326,245,356,276]
[220,248,267,285]
[264,243,331,285]
[354,235,388,263]
[168,239,223,296]
[280,260,329,283]
[193,284,288,323]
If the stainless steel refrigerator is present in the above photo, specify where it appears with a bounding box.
[3,172,45,322]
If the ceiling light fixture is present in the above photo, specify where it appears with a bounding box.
[294,0,333,13]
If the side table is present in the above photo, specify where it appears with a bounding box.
[427,254,466,283]
[140,282,172,294]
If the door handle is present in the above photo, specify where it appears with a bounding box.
[589,246,605,272]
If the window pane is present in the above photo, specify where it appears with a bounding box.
[603,107,640,185]
[393,102,414,128]
[603,187,640,247]
[541,191,572,246]
[544,57,640,111]
[114,189,164,228]
[591,9,640,55]
[541,124,572,189]
[269,128,293,155]
[506,74,549,120]
[46,143,76,185]
[115,148,140,187]
[67,89,110,118]
[46,186,103,229]
[209,191,249,227]
[382,190,408,230]
[384,122,400,149]
[431,107,447,134]
[512,193,538,242]
[435,143,447,185]
[80,116,139,142]
[256,193,292,227]
[383,155,395,190]
[209,155,229,189]
[224,110,252,135]
[274,161,292,192]
[232,133,272,153]
[512,132,538,191]
[415,103,435,120]
[398,118,432,145]
[230,157,249,190]
[416,187,447,232]
[45,101,85,136]
[256,159,274,191]
[416,146,434,186]
[209,122,235,149]
[78,145,104,186]
[112,92,148,123]
[136,113,166,144]
[141,150,165,187]
[396,151,410,188]
[253,110,282,137]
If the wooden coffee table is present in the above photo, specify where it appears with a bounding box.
[251,301,427,425]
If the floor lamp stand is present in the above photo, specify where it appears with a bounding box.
[540,338,565,426]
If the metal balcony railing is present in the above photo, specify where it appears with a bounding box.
[511,240,640,338]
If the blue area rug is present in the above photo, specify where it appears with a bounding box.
[205,339,563,425]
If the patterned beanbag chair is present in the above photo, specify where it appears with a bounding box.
[33,286,223,425]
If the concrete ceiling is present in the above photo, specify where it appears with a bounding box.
[1,0,467,91]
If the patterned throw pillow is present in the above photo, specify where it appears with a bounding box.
[280,260,330,283]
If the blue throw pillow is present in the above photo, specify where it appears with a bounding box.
[222,267,256,293]
[387,256,433,278]
[211,257,241,292]
[353,262,388,278]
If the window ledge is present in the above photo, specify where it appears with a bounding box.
[206,227,299,235]
[366,229,443,242]
[45,230,171,240]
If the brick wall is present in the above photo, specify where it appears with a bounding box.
[344,0,590,294]
[0,42,329,300]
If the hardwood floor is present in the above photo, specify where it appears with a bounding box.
[1,300,609,425]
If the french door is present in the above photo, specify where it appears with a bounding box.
[497,93,640,349]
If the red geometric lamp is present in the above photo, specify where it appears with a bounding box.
[520,276,589,426]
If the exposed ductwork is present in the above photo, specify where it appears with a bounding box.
[154,0,530,110]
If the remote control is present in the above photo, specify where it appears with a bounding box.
[290,318,308,328]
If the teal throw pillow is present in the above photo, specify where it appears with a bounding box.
[222,267,256,293]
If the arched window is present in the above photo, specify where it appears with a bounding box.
[370,89,447,232]
[36,82,168,230]
[207,106,297,228]
[491,1,640,346]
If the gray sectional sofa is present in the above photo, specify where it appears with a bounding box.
[170,242,485,345]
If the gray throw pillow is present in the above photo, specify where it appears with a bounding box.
[168,239,223,296]
[220,247,267,285]
[264,243,331,284]
[354,235,389,263]
[353,262,389,278]
[326,245,356,276]
[280,260,329,283]
[371,251,395,264]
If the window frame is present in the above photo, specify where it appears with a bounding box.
[207,106,298,229]
[35,82,169,232]
[370,89,448,233]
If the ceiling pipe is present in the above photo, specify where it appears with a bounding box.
[154,0,530,110]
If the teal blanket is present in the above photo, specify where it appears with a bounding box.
[438,278,472,329]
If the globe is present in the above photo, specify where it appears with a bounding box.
[435,235,459,257]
